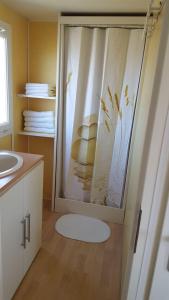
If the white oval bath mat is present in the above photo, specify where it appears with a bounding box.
[55,214,111,243]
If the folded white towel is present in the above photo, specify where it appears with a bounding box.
[24,116,54,123]
[25,83,56,97]
[25,92,55,97]
[24,127,55,134]
[25,92,50,97]
[26,87,48,90]
[23,111,54,117]
[26,83,50,88]
[26,86,55,91]
[24,122,54,129]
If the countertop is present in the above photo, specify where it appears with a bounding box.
[0,152,43,196]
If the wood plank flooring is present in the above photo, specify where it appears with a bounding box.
[13,208,123,300]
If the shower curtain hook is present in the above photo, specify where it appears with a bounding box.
[142,0,162,40]
[142,0,153,40]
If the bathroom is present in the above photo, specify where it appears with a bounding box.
[0,0,169,299]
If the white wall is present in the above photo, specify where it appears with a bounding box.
[132,3,169,297]
[121,8,165,299]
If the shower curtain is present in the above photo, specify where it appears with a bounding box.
[60,26,144,208]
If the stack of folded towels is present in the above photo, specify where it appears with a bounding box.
[25,83,56,97]
[23,111,55,134]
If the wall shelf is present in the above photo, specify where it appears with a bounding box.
[18,131,55,138]
[17,93,56,100]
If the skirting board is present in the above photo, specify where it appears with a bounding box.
[55,197,124,224]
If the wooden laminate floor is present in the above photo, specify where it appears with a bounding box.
[13,208,123,300]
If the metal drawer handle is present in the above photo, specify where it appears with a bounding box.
[134,208,142,254]
[167,256,169,272]
[25,213,31,242]
[21,218,26,249]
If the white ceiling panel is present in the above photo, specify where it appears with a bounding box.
[1,0,159,20]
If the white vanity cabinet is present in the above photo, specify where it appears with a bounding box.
[149,194,169,300]
[22,163,43,274]
[0,161,43,300]
[0,179,24,300]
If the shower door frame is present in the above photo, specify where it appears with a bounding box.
[53,15,145,223]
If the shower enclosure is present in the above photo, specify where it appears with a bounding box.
[54,16,145,222]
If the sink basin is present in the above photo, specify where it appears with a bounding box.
[0,152,23,178]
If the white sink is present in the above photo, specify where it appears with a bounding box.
[0,152,23,178]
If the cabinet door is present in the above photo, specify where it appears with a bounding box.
[149,195,169,300]
[0,180,24,300]
[23,162,43,274]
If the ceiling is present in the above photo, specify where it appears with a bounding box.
[2,0,159,21]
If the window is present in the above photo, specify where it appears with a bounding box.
[0,22,12,136]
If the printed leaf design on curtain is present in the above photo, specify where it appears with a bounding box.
[65,71,72,90]
[107,86,114,110]
[101,97,112,133]
[101,87,125,134]
[125,85,129,106]
[101,98,110,119]
[105,120,111,132]
[114,93,122,119]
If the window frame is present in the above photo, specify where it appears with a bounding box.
[0,21,13,137]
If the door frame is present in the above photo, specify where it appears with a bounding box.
[123,2,169,299]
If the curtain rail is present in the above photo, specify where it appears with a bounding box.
[61,13,147,17]
[65,25,144,29]
[60,16,146,26]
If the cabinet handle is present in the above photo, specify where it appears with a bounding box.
[21,218,26,249]
[134,208,142,253]
[25,214,31,242]
[167,256,169,272]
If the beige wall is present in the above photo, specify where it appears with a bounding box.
[0,3,28,152]
[28,22,57,201]
[121,12,163,299]
[0,5,57,203]
[29,22,57,86]
[0,135,11,151]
